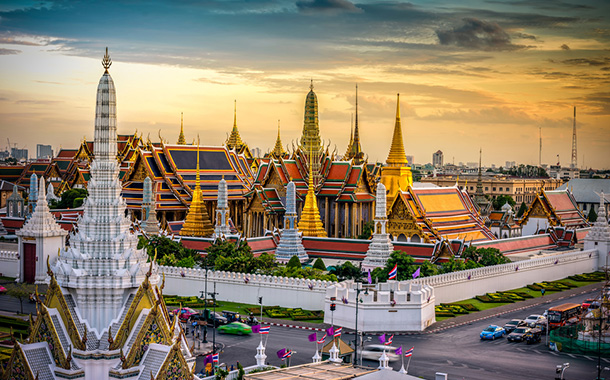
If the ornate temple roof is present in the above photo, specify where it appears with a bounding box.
[519,188,589,229]
[226,100,246,151]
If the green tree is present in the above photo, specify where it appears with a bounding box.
[588,208,598,223]
[357,221,375,240]
[329,261,362,281]
[379,251,416,281]
[478,248,510,266]
[140,235,203,268]
[236,362,245,380]
[419,261,438,277]
[7,283,34,314]
[313,258,326,271]
[439,257,466,274]
[492,195,516,211]
[253,252,277,273]
[52,188,88,209]
[516,202,528,218]
[286,255,302,269]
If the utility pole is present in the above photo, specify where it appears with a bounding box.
[209,281,219,374]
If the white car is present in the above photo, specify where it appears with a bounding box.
[359,345,399,362]
[524,314,547,327]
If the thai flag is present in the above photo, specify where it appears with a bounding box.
[317,333,327,344]
[282,350,292,359]
[333,327,342,338]
[385,334,394,345]
[388,264,398,280]
[404,346,414,357]
[259,326,270,335]
[212,353,219,363]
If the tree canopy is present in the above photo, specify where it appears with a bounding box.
[492,195,516,211]
[138,235,202,268]
[50,188,88,209]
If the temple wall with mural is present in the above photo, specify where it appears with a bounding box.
[406,249,598,304]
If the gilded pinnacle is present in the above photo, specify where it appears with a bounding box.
[386,93,408,167]
[102,47,112,72]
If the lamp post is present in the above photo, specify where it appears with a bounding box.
[353,283,367,367]
[209,281,218,370]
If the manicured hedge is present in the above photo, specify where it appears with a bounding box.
[569,272,606,282]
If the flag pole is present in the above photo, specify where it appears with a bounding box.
[406,354,412,373]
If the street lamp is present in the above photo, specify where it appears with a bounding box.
[353,283,368,367]
[209,281,219,373]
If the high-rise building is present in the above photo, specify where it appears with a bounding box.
[433,150,443,167]
[11,147,28,161]
[36,144,53,159]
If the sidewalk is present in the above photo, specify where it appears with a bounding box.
[425,281,603,334]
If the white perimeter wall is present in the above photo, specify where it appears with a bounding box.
[406,249,598,304]
[0,250,19,278]
[160,266,335,310]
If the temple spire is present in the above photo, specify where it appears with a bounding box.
[345,85,363,163]
[226,100,244,150]
[297,149,327,237]
[180,139,214,237]
[177,112,186,145]
[101,47,112,73]
[386,93,408,167]
[300,81,322,183]
[272,120,286,158]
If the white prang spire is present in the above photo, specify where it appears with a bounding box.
[584,191,610,269]
[213,176,231,238]
[362,182,394,269]
[52,48,157,335]
[275,181,308,263]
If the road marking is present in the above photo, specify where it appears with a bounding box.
[549,351,559,356]
[567,354,576,358]
[516,348,525,352]
[602,358,610,363]
[533,350,542,354]
[584,356,595,361]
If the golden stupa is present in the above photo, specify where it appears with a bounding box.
[272,120,286,158]
[180,143,214,237]
[380,93,413,206]
[297,154,327,237]
[226,100,245,150]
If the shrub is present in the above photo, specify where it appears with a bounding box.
[313,258,326,271]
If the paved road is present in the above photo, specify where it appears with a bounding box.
[198,288,606,379]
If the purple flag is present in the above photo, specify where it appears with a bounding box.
[367,269,372,284]
[395,346,402,356]
[412,267,421,279]
[204,355,213,365]
[326,327,334,337]
[378,334,385,344]
[276,348,286,359]
[251,325,261,334]
[308,333,317,342]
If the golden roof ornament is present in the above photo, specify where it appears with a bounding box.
[180,138,214,237]
[177,112,186,145]
[107,326,114,345]
[102,47,112,73]
[386,93,408,167]
[297,147,327,237]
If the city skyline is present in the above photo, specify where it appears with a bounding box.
[0,0,609,168]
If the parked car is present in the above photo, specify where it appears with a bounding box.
[480,325,506,340]
[507,327,531,342]
[582,299,596,309]
[172,307,199,322]
[503,319,527,334]
[360,345,399,362]
[190,310,228,327]
[524,327,542,344]
[217,322,252,335]
[524,314,546,328]
[222,310,243,323]
[0,285,7,293]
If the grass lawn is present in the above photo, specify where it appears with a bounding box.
[437,271,603,321]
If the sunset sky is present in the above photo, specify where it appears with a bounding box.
[0,0,609,168]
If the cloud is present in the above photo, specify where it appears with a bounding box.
[0,48,21,55]
[514,32,536,40]
[560,44,570,50]
[296,0,361,14]
[577,92,610,115]
[0,36,41,46]
[485,0,594,11]
[557,57,610,66]
[436,18,529,51]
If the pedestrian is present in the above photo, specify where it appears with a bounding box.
[541,288,545,297]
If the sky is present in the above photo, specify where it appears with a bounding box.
[0,0,609,168]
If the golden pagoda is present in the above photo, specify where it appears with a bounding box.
[177,112,186,145]
[380,93,413,206]
[271,120,286,158]
[226,100,245,150]
[299,81,324,184]
[297,154,327,237]
[180,143,214,237]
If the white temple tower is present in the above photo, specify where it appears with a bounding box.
[17,177,67,283]
[275,181,308,263]
[213,176,231,238]
[362,182,394,269]
[141,176,159,235]
[52,49,158,335]
[584,191,610,269]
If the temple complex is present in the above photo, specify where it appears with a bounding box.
[380,94,413,207]
[2,48,196,380]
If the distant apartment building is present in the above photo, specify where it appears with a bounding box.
[421,175,564,205]
[10,147,28,161]
[433,150,443,167]
[36,144,53,159]
[406,155,414,165]
[505,161,516,169]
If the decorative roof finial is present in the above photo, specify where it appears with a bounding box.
[233,99,237,128]
[102,47,112,73]
[310,78,314,91]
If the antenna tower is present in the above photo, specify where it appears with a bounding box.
[539,126,542,167]
[571,107,577,169]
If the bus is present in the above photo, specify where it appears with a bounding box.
[547,303,582,328]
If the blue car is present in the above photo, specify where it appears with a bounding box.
[480,325,506,340]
